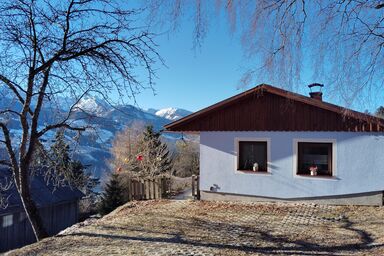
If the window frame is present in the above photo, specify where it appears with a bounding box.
[234,137,271,175]
[293,138,337,179]
[2,214,13,228]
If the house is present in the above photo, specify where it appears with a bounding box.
[165,84,384,206]
[0,169,83,252]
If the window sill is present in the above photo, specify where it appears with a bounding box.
[236,170,271,175]
[295,174,339,180]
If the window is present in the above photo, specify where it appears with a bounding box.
[2,214,13,228]
[297,142,333,176]
[238,141,268,172]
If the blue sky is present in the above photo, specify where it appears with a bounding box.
[132,6,382,114]
[135,16,247,112]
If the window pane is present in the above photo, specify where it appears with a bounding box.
[238,141,267,172]
[298,142,332,176]
[2,214,13,228]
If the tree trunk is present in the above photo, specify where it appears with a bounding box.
[18,168,49,241]
[20,195,49,241]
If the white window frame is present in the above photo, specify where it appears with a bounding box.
[2,214,13,228]
[234,137,271,175]
[292,138,337,180]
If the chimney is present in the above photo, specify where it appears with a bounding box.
[308,83,324,101]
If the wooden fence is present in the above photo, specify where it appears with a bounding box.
[127,177,171,201]
[191,175,200,200]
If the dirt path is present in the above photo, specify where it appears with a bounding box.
[173,188,193,200]
[7,200,384,255]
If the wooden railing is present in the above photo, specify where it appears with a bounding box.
[191,175,200,200]
[127,177,171,201]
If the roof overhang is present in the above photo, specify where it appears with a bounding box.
[164,84,384,133]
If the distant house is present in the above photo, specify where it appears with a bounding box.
[165,84,384,206]
[0,169,83,252]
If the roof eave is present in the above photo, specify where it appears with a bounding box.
[164,83,384,132]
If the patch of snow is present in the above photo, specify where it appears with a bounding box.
[155,108,192,121]
[73,97,110,116]
[95,129,114,143]
[69,119,88,127]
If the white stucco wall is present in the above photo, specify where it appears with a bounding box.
[200,131,384,199]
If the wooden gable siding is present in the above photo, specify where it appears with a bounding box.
[166,91,383,132]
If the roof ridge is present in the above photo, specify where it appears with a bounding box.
[165,83,383,131]
[260,84,384,123]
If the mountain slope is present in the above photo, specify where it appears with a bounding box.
[153,107,192,121]
[0,97,192,178]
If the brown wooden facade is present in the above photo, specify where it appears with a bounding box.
[165,84,384,132]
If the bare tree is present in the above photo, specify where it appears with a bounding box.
[0,0,161,240]
[172,139,199,178]
[110,124,172,178]
[148,0,383,107]
[109,122,146,175]
[0,173,13,209]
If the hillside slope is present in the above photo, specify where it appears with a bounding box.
[0,95,192,178]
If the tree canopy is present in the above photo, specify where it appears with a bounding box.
[0,0,161,240]
[148,0,383,108]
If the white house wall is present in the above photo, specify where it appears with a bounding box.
[200,131,384,199]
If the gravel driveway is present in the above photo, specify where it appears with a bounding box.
[7,200,384,255]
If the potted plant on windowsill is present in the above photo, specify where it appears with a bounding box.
[309,165,318,176]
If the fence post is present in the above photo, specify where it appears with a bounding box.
[158,177,163,199]
[149,179,151,200]
[144,179,149,200]
[128,178,132,201]
[192,175,196,199]
[151,178,155,199]
[196,175,200,200]
[139,179,143,200]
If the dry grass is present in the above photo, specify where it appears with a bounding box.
[6,200,384,256]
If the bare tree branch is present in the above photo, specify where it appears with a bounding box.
[0,160,12,167]
[148,0,383,108]
[0,123,19,178]
[0,0,162,240]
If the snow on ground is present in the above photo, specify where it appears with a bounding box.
[95,129,114,144]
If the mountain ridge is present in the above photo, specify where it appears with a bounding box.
[0,96,193,178]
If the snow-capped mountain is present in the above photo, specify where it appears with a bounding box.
[149,107,192,121]
[73,97,110,116]
[0,96,193,178]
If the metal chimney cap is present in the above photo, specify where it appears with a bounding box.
[308,83,324,88]
[308,83,324,92]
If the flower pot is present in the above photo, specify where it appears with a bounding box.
[253,163,259,172]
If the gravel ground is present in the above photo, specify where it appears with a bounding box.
[6,200,384,256]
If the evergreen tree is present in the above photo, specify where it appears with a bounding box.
[50,130,71,170]
[98,173,125,215]
[140,125,172,177]
[375,106,384,119]
[42,130,99,195]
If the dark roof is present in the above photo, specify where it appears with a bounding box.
[0,168,84,215]
[165,84,384,132]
